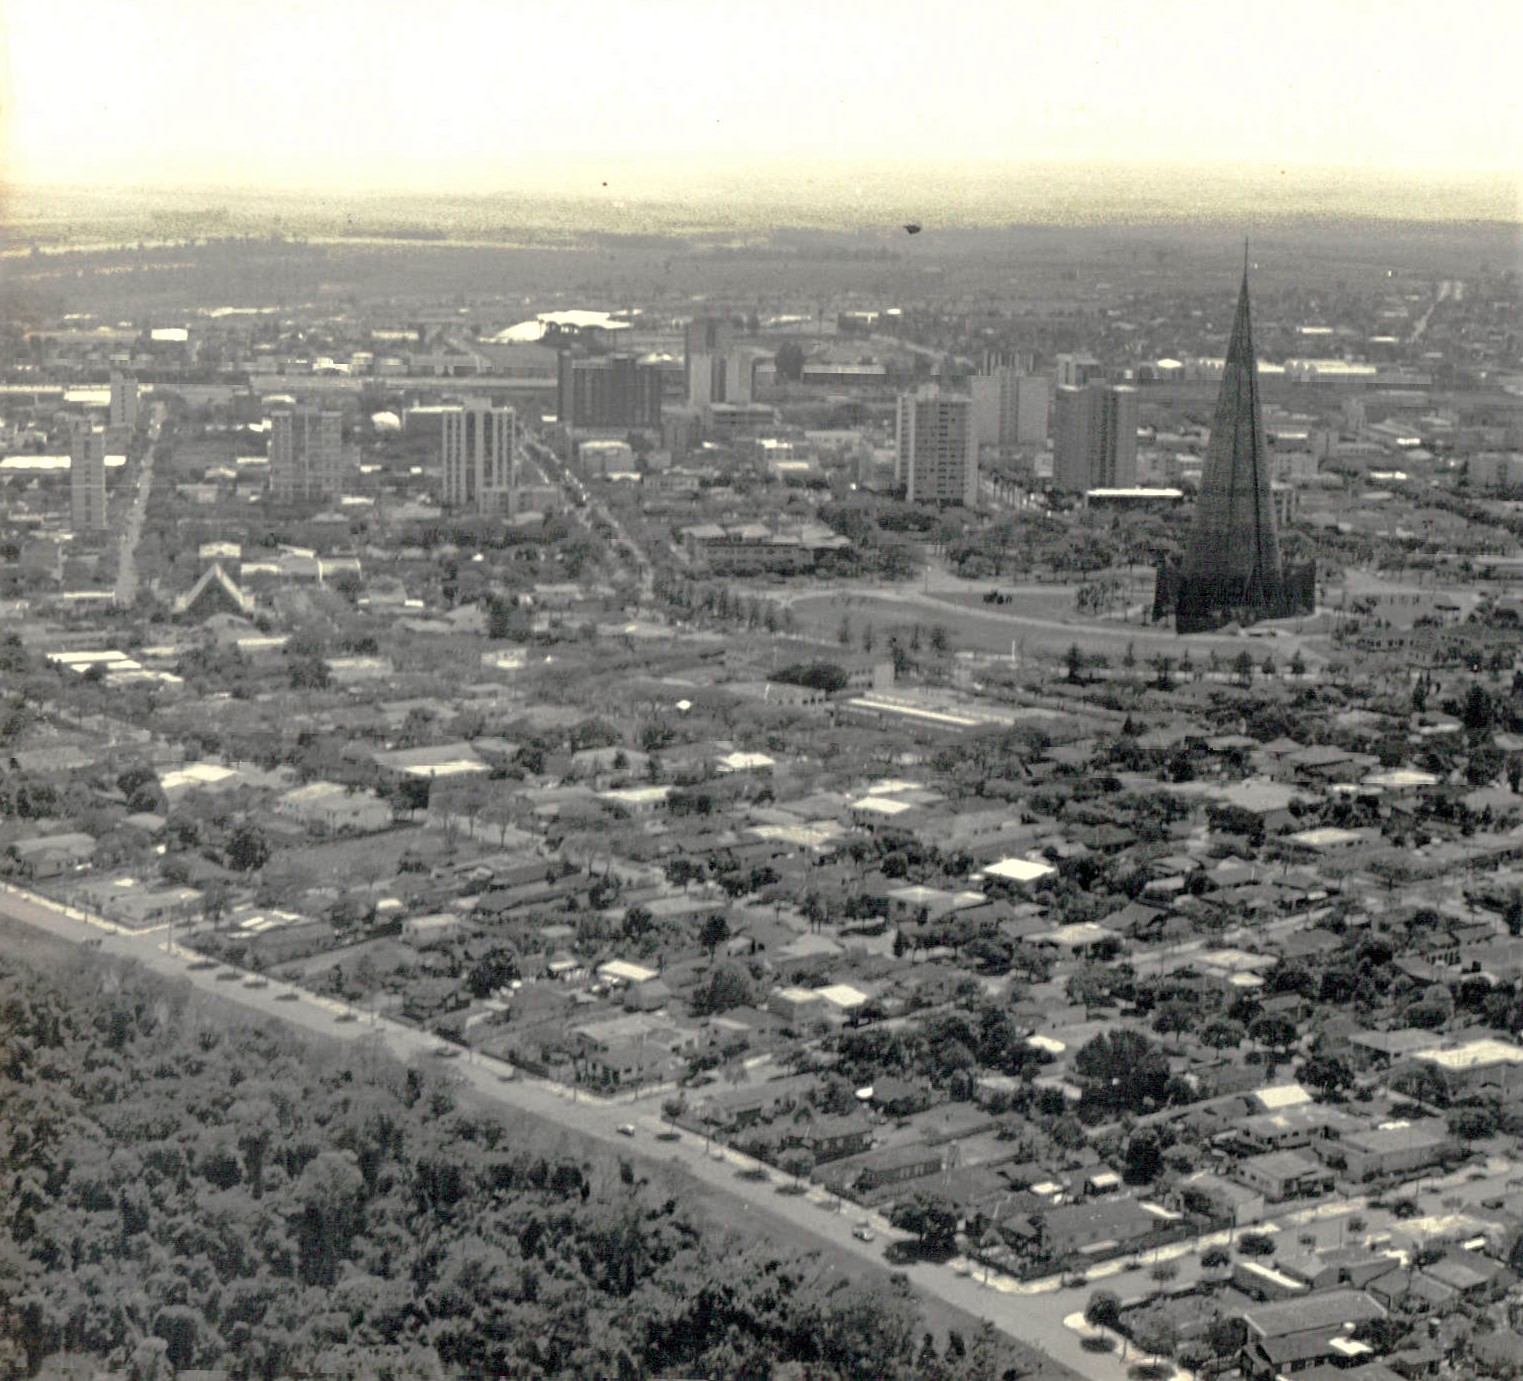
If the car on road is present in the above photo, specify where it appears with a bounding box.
[187,958,217,970]
[656,1130,680,1142]
[335,1011,357,1023]
[432,1045,461,1059]
[275,991,300,1002]
[242,975,269,989]
[1060,1271,1089,1289]
[82,937,103,949]
[853,1226,876,1243]
[617,1124,637,1137]
[214,970,240,981]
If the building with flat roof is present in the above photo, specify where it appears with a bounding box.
[557,353,663,432]
[69,424,108,533]
[441,400,516,515]
[971,366,1049,448]
[896,386,978,506]
[109,372,140,432]
[269,406,348,503]
[1053,383,1138,491]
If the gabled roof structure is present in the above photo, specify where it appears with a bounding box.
[173,563,256,619]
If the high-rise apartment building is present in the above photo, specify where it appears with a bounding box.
[685,317,733,407]
[972,367,1051,448]
[441,401,516,514]
[896,386,978,507]
[268,407,347,504]
[1053,384,1139,491]
[70,425,108,533]
[1054,354,1104,390]
[557,353,664,432]
[109,373,140,432]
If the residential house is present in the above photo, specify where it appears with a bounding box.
[1238,1290,1387,1381]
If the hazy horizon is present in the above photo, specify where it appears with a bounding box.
[4,0,1521,230]
[3,161,1520,249]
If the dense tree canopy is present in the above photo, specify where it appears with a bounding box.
[0,949,1003,1380]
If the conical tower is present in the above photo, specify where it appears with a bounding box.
[1181,262,1281,604]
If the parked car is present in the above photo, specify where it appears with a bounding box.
[853,1226,876,1243]
[617,1124,637,1137]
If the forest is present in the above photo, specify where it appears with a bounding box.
[0,939,1016,1381]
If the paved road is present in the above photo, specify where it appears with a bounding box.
[0,882,1179,1380]
[778,580,1329,665]
[114,431,155,606]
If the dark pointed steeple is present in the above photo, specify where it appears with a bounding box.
[1179,258,1281,607]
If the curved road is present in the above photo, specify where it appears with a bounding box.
[0,882,1190,1381]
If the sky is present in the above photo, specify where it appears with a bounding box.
[2,0,1520,205]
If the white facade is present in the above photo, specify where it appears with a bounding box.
[896,387,978,506]
[441,400,517,514]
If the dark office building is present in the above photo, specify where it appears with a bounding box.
[1154,265,1314,632]
[557,353,664,431]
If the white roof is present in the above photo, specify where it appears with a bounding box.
[773,986,822,1005]
[403,760,490,779]
[1363,768,1440,790]
[1412,1038,1523,1071]
[815,984,869,1009]
[718,751,776,773]
[851,796,916,817]
[598,959,660,985]
[983,856,1056,883]
[1254,1083,1312,1110]
[160,762,237,791]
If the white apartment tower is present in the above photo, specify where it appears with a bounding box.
[109,373,140,432]
[268,407,346,504]
[70,425,109,533]
[441,401,516,514]
[896,386,979,507]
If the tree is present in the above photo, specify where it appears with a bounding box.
[1084,1289,1122,1331]
[1233,650,1255,687]
[1250,1013,1297,1054]
[779,1148,814,1189]
[689,963,752,1017]
[1123,1129,1164,1184]
[1074,1029,1171,1114]
[226,820,270,872]
[1299,1054,1354,1100]
[700,912,731,959]
[889,1191,958,1256]
[1065,643,1085,685]
[289,655,330,691]
[1463,684,1494,735]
